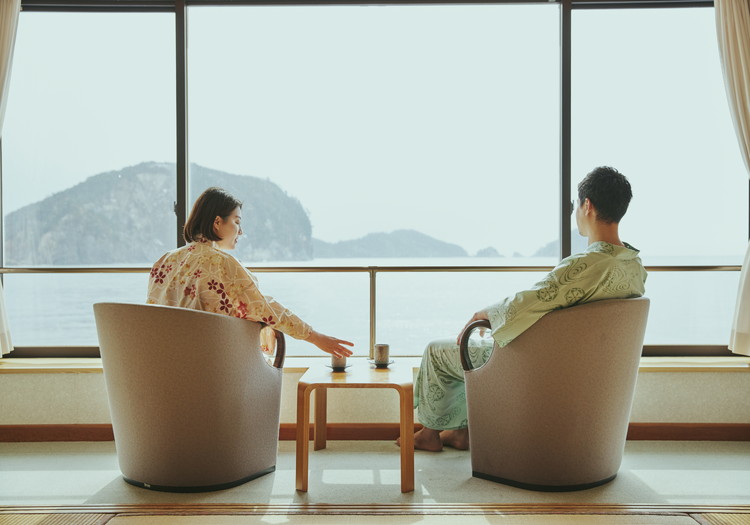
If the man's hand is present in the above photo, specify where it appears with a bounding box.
[306,330,355,358]
[457,311,490,345]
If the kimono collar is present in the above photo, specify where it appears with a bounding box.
[194,235,223,251]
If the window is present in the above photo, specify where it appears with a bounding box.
[377,270,550,353]
[1,1,742,356]
[2,11,175,346]
[3,12,176,267]
[572,7,747,345]
[254,272,369,356]
[5,273,148,346]
[187,5,559,265]
[185,4,559,355]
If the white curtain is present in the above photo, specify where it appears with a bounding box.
[0,0,19,356]
[716,0,750,356]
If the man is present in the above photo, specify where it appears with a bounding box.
[406,166,647,452]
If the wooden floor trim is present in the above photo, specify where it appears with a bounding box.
[2,422,749,442]
[0,424,114,442]
[1,503,749,516]
[626,423,750,441]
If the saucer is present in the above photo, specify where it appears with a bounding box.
[325,364,352,372]
[368,359,394,369]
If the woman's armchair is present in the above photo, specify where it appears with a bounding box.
[94,302,285,492]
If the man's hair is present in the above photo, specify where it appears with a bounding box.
[577,166,632,224]
[183,187,243,243]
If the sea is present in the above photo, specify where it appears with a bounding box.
[2,256,741,356]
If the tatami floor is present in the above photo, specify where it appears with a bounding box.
[1,440,749,524]
[1,439,749,505]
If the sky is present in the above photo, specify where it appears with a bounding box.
[2,5,747,260]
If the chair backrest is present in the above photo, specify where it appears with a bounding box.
[94,302,284,492]
[465,297,650,491]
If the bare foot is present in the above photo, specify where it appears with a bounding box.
[396,427,443,452]
[440,428,469,450]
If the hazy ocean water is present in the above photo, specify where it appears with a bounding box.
[3,256,740,354]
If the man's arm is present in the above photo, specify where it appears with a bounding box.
[473,254,597,347]
[456,310,490,345]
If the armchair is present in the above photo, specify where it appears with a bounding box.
[94,302,285,492]
[459,297,649,491]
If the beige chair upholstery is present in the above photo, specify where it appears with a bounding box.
[94,302,285,493]
[460,297,649,492]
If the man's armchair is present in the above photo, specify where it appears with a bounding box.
[94,302,285,492]
[459,297,649,491]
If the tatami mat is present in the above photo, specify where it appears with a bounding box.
[0,515,113,525]
[693,515,750,525]
[1,440,749,524]
[2,513,748,525]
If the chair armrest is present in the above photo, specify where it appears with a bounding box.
[459,319,491,372]
[273,330,286,369]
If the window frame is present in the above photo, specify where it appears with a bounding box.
[3,0,743,358]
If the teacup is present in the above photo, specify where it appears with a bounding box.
[374,343,390,367]
[331,355,347,372]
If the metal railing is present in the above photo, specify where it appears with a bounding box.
[1,263,740,357]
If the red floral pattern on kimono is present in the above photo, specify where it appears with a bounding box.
[146,239,312,340]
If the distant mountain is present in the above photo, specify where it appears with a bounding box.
[5,162,313,265]
[313,229,468,258]
[475,246,502,257]
[532,230,588,257]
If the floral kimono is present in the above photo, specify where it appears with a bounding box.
[147,239,312,349]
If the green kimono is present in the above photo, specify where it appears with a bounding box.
[414,241,648,431]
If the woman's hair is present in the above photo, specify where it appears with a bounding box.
[183,187,243,243]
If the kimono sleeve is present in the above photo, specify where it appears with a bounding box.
[217,256,313,340]
[482,254,593,347]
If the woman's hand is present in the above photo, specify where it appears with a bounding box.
[457,311,490,345]
[306,330,355,358]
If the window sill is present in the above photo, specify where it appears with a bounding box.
[0,358,104,373]
[637,356,750,372]
[0,356,424,374]
[0,356,747,374]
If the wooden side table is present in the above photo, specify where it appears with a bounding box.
[295,360,415,493]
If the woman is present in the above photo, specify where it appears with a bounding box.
[147,186,354,358]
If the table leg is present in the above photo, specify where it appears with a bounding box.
[398,384,415,493]
[314,387,328,451]
[295,381,311,492]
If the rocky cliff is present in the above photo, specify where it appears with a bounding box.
[5,162,313,265]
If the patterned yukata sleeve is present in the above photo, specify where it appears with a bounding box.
[146,253,171,305]
[213,255,313,340]
[482,254,594,347]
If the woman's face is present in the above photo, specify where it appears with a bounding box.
[213,207,243,250]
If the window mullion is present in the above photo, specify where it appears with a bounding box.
[560,0,572,260]
[176,0,188,247]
